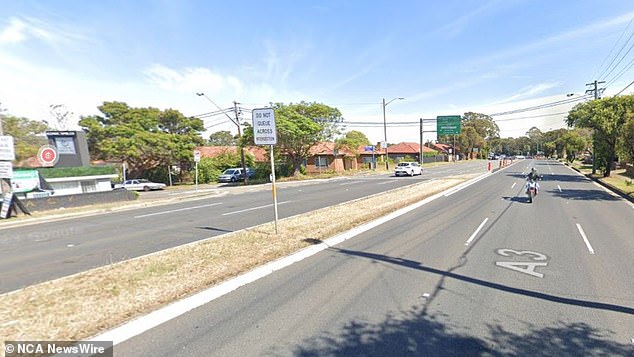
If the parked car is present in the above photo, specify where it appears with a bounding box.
[114,179,166,191]
[218,168,254,183]
[394,162,422,176]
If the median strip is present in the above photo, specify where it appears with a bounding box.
[0,174,479,348]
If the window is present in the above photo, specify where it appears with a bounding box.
[315,156,329,167]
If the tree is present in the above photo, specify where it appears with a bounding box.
[48,104,74,130]
[208,130,237,146]
[336,130,371,154]
[618,114,634,164]
[243,102,344,176]
[567,95,634,176]
[79,101,205,181]
[0,115,49,163]
[439,112,499,159]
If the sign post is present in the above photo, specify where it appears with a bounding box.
[193,150,200,192]
[252,108,278,234]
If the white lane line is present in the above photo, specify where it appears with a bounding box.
[134,203,223,218]
[593,182,621,198]
[465,218,489,246]
[557,185,562,192]
[222,201,291,216]
[511,182,517,189]
[377,180,397,185]
[575,223,595,254]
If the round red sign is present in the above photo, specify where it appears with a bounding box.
[38,145,59,167]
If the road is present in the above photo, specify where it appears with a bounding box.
[114,160,634,356]
[0,161,487,293]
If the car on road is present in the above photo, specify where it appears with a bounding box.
[114,179,166,191]
[394,162,422,176]
[218,167,254,183]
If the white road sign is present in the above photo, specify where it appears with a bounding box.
[0,136,15,161]
[193,150,201,162]
[0,161,12,179]
[252,108,277,145]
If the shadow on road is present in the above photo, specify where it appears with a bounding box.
[195,226,234,233]
[549,189,621,201]
[290,248,634,356]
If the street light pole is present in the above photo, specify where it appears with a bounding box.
[382,97,404,171]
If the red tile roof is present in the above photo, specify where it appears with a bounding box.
[309,142,355,156]
[387,142,436,154]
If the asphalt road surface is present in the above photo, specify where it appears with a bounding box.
[0,161,487,293]
[114,160,634,356]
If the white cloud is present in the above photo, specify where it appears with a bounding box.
[0,17,28,44]
[143,64,243,94]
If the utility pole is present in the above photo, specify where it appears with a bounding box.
[419,118,423,165]
[586,80,605,174]
[234,101,248,184]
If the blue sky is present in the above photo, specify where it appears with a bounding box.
[2,1,634,144]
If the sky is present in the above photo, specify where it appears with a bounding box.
[2,0,634,145]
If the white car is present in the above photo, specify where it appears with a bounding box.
[394,162,422,176]
[114,179,166,191]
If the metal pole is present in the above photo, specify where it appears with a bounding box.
[195,161,198,192]
[419,118,423,165]
[234,101,248,184]
[270,145,278,234]
[382,98,388,171]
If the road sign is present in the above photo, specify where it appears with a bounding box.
[252,108,277,145]
[0,161,12,179]
[0,135,15,161]
[0,192,13,219]
[193,150,201,163]
[437,115,461,135]
[38,145,59,167]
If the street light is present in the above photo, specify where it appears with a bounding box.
[196,92,248,184]
[382,97,405,170]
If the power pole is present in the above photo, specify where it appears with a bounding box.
[234,101,248,184]
[586,80,605,174]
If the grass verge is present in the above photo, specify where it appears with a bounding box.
[0,174,477,348]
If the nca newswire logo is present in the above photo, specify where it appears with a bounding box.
[5,340,112,356]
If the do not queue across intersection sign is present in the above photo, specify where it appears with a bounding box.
[252,108,277,146]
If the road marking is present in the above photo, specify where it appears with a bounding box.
[557,185,562,192]
[495,261,547,278]
[134,203,223,218]
[377,180,397,185]
[576,223,595,254]
[222,201,291,216]
[465,217,488,246]
[494,249,549,278]
[511,182,517,189]
[593,182,621,198]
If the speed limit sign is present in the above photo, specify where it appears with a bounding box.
[38,145,59,167]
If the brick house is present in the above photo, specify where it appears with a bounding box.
[305,142,357,173]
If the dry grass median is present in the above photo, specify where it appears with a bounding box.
[0,174,478,348]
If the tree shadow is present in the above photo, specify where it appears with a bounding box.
[291,248,634,356]
[548,189,621,201]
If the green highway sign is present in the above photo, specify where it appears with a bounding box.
[436,115,461,135]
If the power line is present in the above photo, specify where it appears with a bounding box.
[615,78,634,96]
[595,14,634,80]
[488,95,590,116]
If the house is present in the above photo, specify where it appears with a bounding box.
[386,142,437,163]
[357,144,386,169]
[305,142,357,173]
